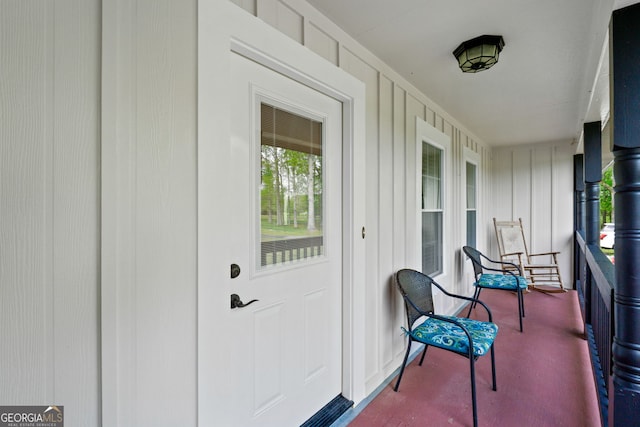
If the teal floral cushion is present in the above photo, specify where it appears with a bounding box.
[477,273,527,290]
[408,316,498,356]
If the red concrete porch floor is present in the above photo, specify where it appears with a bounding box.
[333,289,601,427]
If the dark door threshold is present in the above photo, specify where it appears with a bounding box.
[300,394,353,427]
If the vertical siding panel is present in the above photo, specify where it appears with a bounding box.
[230,0,257,15]
[305,21,339,65]
[392,85,407,361]
[0,2,50,403]
[532,147,553,253]
[1,2,100,425]
[134,1,198,425]
[103,0,198,425]
[259,0,304,44]
[405,95,425,270]
[392,87,407,271]
[451,126,462,294]
[481,146,492,250]
[442,120,454,140]
[426,107,436,127]
[435,114,444,133]
[365,65,380,386]
[492,149,513,254]
[443,119,456,275]
[340,49,381,386]
[379,76,395,372]
[553,144,575,284]
[513,149,532,227]
[102,1,136,423]
[53,1,100,425]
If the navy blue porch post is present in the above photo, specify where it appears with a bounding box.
[584,122,602,325]
[584,122,602,247]
[611,3,640,425]
[574,154,585,234]
[574,154,584,291]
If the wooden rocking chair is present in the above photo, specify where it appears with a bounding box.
[493,218,566,293]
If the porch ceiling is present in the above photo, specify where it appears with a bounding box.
[307,0,638,148]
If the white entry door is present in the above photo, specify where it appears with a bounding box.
[225,51,343,426]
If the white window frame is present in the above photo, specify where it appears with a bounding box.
[416,118,451,282]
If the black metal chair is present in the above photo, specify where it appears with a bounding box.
[463,245,527,332]
[394,269,498,427]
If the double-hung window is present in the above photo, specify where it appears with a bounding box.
[466,161,477,248]
[417,118,450,279]
[421,142,443,276]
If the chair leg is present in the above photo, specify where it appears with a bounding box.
[469,355,478,427]
[490,344,497,391]
[517,288,523,332]
[394,340,412,392]
[466,287,481,318]
[418,344,429,366]
[556,267,565,291]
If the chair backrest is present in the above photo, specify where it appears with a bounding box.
[462,246,483,279]
[395,269,435,327]
[493,218,530,261]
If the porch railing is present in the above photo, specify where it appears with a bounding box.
[575,231,615,426]
[261,236,323,266]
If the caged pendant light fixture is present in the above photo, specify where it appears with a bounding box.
[453,35,505,73]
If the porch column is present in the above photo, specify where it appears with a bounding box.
[583,122,602,324]
[584,122,601,246]
[611,3,640,424]
[574,154,585,290]
[574,154,585,234]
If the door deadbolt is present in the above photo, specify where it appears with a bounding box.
[230,263,241,279]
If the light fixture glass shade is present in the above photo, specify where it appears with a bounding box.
[453,35,505,73]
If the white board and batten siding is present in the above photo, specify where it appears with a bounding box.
[2,0,198,426]
[101,0,198,426]
[1,1,100,426]
[492,142,575,286]
[0,0,576,425]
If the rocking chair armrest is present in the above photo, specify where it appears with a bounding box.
[501,251,525,258]
[529,251,559,257]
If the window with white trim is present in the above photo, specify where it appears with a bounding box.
[422,142,443,276]
[466,161,477,248]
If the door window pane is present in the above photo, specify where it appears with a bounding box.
[422,142,443,276]
[260,104,323,267]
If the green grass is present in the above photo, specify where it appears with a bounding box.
[261,217,322,239]
[602,248,614,256]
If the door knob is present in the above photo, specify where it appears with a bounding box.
[230,293,258,309]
